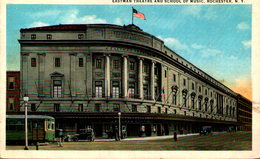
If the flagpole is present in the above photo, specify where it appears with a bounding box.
[132,7,134,25]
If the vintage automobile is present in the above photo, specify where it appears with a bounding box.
[200,126,212,135]
[64,128,95,142]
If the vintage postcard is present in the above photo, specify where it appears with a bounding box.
[0,0,259,158]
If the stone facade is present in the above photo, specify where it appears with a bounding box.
[19,24,238,137]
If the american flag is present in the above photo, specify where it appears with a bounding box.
[133,8,146,20]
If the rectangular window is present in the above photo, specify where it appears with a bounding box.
[113,104,120,112]
[96,59,102,69]
[31,103,36,112]
[31,58,36,67]
[144,64,148,73]
[193,113,195,116]
[147,105,151,113]
[55,58,61,67]
[95,81,103,98]
[174,109,177,114]
[54,104,60,112]
[192,99,195,109]
[143,84,149,99]
[113,60,119,70]
[78,104,83,112]
[112,81,120,98]
[128,82,135,98]
[79,58,84,67]
[165,70,167,78]
[78,34,84,39]
[173,94,177,105]
[130,61,135,70]
[173,74,176,82]
[184,111,186,116]
[165,108,168,114]
[154,66,158,75]
[8,77,15,90]
[158,107,161,113]
[132,105,137,112]
[199,86,201,93]
[47,34,52,40]
[53,80,62,98]
[192,83,195,90]
[95,104,101,112]
[183,79,186,86]
[31,34,36,40]
[8,98,14,111]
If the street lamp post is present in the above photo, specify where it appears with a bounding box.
[23,95,29,150]
[118,112,121,141]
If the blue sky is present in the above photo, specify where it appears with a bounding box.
[6,4,252,98]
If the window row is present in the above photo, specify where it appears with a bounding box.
[31,57,84,67]
[30,34,84,40]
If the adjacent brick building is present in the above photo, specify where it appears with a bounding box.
[6,71,20,112]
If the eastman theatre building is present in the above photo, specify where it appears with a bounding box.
[19,24,238,137]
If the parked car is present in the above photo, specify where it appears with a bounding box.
[200,126,212,135]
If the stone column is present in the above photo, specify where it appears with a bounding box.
[69,53,77,97]
[105,54,111,97]
[138,57,144,99]
[150,61,155,100]
[122,55,128,98]
[37,53,45,96]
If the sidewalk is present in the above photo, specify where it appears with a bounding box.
[94,133,199,142]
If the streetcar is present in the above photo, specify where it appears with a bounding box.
[6,115,55,144]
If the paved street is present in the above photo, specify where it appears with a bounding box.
[6,131,251,150]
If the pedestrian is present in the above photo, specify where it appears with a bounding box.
[114,126,119,141]
[173,131,177,141]
[57,129,64,147]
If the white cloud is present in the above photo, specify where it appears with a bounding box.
[203,8,218,20]
[200,48,222,57]
[114,18,123,25]
[159,36,190,53]
[191,43,204,49]
[237,22,249,30]
[61,9,106,24]
[242,40,251,49]
[29,21,49,28]
[30,10,62,19]
[182,6,202,17]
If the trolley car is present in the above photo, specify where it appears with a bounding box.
[6,115,55,143]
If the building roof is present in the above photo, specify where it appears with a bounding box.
[20,24,143,32]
